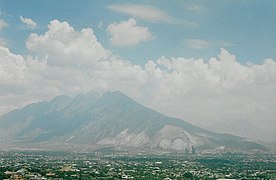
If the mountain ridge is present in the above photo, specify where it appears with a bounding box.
[0,91,268,152]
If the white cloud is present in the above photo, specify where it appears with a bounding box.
[185,39,211,49]
[19,16,37,29]
[0,20,275,139]
[107,18,154,46]
[149,50,276,131]
[0,46,38,113]
[108,4,172,22]
[0,19,8,29]
[26,20,109,66]
[108,4,199,27]
[185,38,235,49]
[0,46,26,85]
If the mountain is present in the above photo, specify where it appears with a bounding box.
[208,119,274,142]
[0,91,268,152]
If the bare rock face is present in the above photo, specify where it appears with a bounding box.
[152,125,198,150]
[97,126,200,151]
[97,129,150,147]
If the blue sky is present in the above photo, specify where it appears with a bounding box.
[0,0,275,65]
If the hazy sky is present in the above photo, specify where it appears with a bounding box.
[0,1,275,134]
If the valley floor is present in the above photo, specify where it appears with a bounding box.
[0,150,275,180]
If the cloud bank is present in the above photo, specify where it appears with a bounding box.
[0,20,275,138]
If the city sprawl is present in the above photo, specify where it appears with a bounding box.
[0,151,275,180]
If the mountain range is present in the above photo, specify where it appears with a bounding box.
[0,91,268,152]
[208,119,274,142]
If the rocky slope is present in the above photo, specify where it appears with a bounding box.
[0,91,268,152]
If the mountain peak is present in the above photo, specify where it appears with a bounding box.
[51,95,71,103]
[101,91,137,105]
[0,91,269,152]
[103,90,129,98]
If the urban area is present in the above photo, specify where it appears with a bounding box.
[0,149,275,180]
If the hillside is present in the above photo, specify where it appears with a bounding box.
[0,91,268,152]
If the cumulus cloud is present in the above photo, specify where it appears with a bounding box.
[0,20,275,139]
[107,18,154,46]
[0,19,8,29]
[19,16,37,29]
[0,46,26,85]
[0,46,30,113]
[146,50,276,135]
[26,20,109,66]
